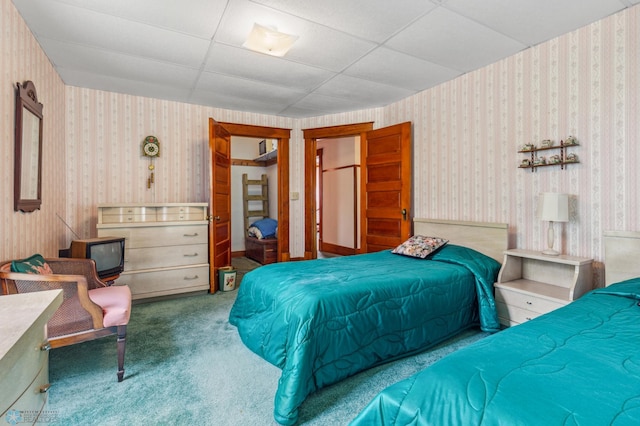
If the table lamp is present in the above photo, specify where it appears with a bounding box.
[538,192,569,256]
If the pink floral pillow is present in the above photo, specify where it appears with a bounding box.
[10,254,53,274]
[392,236,448,259]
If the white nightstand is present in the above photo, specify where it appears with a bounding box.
[494,249,593,327]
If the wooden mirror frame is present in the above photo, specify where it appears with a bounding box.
[15,81,44,212]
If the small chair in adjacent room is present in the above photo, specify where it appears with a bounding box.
[0,255,132,382]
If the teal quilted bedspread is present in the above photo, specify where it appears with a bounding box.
[351,278,640,426]
[228,245,501,425]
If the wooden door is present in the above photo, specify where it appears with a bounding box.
[208,118,231,293]
[362,122,412,252]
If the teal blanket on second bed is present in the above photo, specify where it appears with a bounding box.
[351,278,640,425]
[229,245,501,425]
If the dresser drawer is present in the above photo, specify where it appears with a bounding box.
[102,224,207,249]
[157,206,206,222]
[101,207,157,223]
[120,265,209,299]
[4,362,49,421]
[0,322,48,415]
[124,244,208,271]
[495,287,565,315]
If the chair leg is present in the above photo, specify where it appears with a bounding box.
[116,325,126,382]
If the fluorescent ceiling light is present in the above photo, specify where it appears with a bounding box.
[243,23,298,57]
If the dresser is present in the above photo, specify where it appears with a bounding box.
[1,290,63,424]
[97,203,210,300]
[494,249,593,327]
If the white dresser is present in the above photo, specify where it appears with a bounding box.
[494,249,593,327]
[1,290,63,424]
[97,203,210,300]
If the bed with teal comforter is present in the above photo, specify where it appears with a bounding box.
[351,278,640,425]
[228,245,501,425]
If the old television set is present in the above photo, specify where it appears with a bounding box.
[61,237,125,280]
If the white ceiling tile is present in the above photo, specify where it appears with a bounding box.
[314,75,414,106]
[214,0,376,71]
[444,0,630,45]
[42,0,227,39]
[11,0,638,117]
[60,68,193,102]
[386,7,527,72]
[251,0,438,42]
[204,43,335,91]
[344,47,461,91]
[13,1,210,68]
[39,38,200,88]
[195,72,307,105]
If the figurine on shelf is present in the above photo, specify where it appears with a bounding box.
[564,136,578,145]
[548,154,561,164]
[533,156,546,166]
[565,152,578,162]
[541,139,554,148]
[521,143,535,151]
[521,158,531,167]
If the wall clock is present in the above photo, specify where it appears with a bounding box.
[142,135,160,188]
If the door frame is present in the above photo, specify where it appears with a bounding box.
[217,122,291,263]
[303,122,373,259]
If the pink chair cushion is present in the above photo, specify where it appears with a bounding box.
[88,285,132,327]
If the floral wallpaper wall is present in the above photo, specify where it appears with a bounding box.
[2,0,638,288]
[0,0,66,261]
[380,6,639,285]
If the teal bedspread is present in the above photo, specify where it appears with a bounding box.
[351,278,640,426]
[228,245,501,425]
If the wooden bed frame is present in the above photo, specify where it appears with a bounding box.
[414,219,509,264]
[603,230,640,286]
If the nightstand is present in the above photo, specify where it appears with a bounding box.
[494,249,593,327]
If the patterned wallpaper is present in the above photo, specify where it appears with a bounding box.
[0,0,66,261]
[2,0,639,288]
[381,6,639,285]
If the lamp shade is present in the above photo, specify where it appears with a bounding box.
[538,193,569,222]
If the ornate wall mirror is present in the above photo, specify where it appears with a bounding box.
[15,81,43,212]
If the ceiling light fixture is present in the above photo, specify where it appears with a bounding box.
[243,23,298,57]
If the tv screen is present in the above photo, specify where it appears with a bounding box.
[68,237,125,279]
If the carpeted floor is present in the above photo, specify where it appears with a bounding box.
[46,262,489,425]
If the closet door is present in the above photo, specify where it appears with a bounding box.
[208,118,231,293]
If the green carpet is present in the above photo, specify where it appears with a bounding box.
[47,289,488,425]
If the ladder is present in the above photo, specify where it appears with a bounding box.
[242,174,269,237]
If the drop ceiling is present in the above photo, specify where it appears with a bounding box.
[12,0,640,118]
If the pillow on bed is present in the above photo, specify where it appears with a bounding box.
[10,253,53,274]
[392,235,448,259]
[248,218,278,239]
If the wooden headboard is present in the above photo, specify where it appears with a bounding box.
[604,230,640,286]
[413,219,509,264]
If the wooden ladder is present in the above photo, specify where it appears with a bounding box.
[242,174,269,237]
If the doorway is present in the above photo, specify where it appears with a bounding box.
[303,121,413,260]
[208,120,291,293]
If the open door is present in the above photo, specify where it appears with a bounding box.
[362,122,412,252]
[208,118,231,293]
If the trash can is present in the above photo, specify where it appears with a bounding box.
[218,266,237,291]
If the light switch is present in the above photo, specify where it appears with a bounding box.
[290,192,299,200]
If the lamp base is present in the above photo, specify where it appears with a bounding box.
[542,249,560,256]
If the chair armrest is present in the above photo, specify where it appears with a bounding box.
[0,271,104,329]
[46,258,109,290]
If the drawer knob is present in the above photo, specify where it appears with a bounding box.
[183,253,198,257]
[184,275,199,281]
[526,301,532,305]
[183,233,198,237]
[40,342,51,351]
[40,384,51,393]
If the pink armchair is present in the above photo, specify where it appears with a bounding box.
[0,257,131,382]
